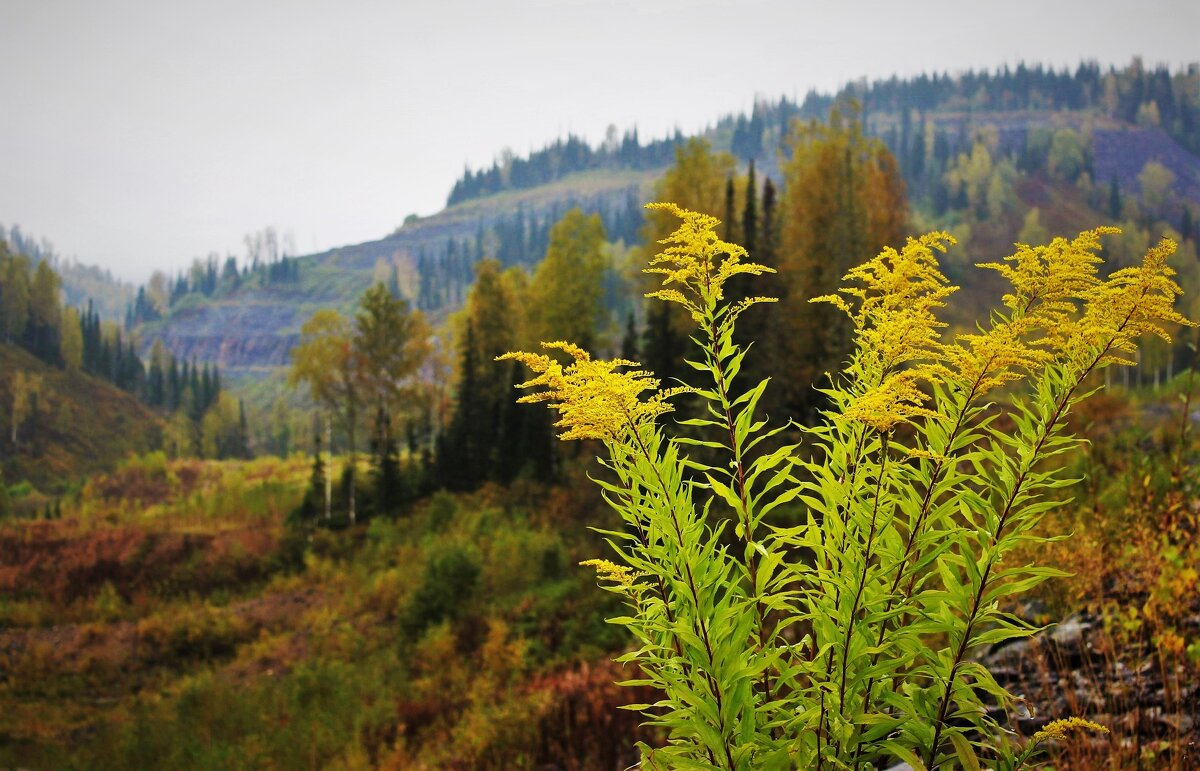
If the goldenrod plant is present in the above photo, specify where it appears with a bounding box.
[502,203,1194,769]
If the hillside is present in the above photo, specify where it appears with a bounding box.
[134,61,1200,385]
[0,344,163,498]
[0,458,647,768]
[0,224,134,323]
[136,168,655,376]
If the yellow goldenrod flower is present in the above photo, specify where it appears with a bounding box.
[1055,237,1197,366]
[945,229,1127,394]
[978,227,1119,326]
[813,232,958,374]
[1030,716,1109,745]
[942,319,1051,395]
[580,558,638,588]
[498,342,690,442]
[644,202,775,321]
[843,371,940,433]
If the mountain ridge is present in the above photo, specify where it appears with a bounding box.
[118,60,1200,383]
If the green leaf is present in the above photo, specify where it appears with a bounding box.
[949,730,982,771]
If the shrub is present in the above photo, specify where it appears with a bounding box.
[504,203,1193,768]
[403,545,481,637]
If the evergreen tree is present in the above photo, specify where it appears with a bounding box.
[438,321,483,491]
[0,469,10,519]
[371,405,405,517]
[28,260,61,361]
[741,161,758,258]
[724,176,738,243]
[620,311,640,361]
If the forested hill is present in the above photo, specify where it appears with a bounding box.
[0,343,162,497]
[131,58,1200,378]
[0,224,133,323]
[444,59,1200,205]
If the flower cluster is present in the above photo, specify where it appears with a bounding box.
[1029,716,1110,745]
[643,202,776,321]
[814,233,957,430]
[946,228,1127,395]
[843,371,941,433]
[812,232,958,375]
[579,558,639,588]
[942,320,1052,395]
[1061,237,1197,366]
[978,227,1119,324]
[497,342,689,442]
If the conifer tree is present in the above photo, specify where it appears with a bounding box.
[371,405,405,517]
[620,311,639,361]
[741,161,758,258]
[438,320,483,491]
[724,176,738,243]
[0,469,10,519]
[28,260,60,362]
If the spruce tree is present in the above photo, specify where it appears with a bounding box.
[724,176,737,243]
[0,470,10,519]
[371,405,405,517]
[620,311,640,361]
[1109,174,1122,219]
[741,161,758,258]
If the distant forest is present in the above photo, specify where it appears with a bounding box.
[445,59,1199,205]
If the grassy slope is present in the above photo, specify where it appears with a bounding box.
[0,457,645,769]
[0,344,163,497]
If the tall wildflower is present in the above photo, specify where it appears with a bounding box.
[643,201,776,327]
[502,203,1192,771]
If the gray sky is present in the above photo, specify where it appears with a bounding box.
[2,0,1197,282]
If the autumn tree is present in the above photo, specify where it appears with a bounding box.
[526,208,610,351]
[353,283,431,516]
[1138,160,1175,221]
[200,392,248,459]
[289,309,356,521]
[60,307,83,370]
[772,104,908,423]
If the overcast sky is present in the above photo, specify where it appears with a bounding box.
[2,0,1197,282]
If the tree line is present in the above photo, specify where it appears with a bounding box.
[127,227,303,328]
[406,106,906,499]
[413,189,644,313]
[0,238,238,459]
[447,128,685,205]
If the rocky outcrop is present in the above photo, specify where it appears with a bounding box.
[984,607,1200,761]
